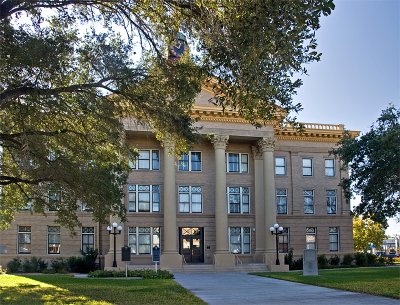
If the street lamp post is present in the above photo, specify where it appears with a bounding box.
[269,223,284,265]
[107,222,122,267]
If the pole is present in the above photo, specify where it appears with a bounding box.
[275,230,280,265]
[113,232,117,267]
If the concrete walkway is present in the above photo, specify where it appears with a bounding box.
[174,272,396,305]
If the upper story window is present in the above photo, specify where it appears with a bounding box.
[226,153,248,173]
[178,152,202,171]
[80,201,93,212]
[229,227,251,254]
[48,226,61,254]
[325,159,335,176]
[81,227,95,254]
[275,157,286,175]
[326,190,337,214]
[129,149,159,170]
[304,190,314,214]
[127,185,160,213]
[178,186,202,213]
[18,226,31,254]
[227,187,250,214]
[302,158,313,176]
[276,189,288,214]
[48,189,61,211]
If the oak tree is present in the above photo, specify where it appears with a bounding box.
[0,0,335,230]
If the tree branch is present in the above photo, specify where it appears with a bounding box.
[0,175,50,185]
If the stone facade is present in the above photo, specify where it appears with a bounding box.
[0,88,357,271]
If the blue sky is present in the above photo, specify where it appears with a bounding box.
[293,0,399,235]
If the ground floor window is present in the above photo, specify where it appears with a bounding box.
[329,227,339,252]
[81,227,95,253]
[48,226,61,254]
[229,227,251,254]
[18,226,31,254]
[278,227,289,253]
[306,227,317,250]
[128,227,160,254]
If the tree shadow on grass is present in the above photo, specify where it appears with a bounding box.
[0,275,114,305]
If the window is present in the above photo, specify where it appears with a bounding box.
[80,201,93,212]
[48,190,61,211]
[81,227,95,253]
[178,152,202,171]
[229,227,251,254]
[329,227,339,252]
[18,226,31,254]
[227,187,250,214]
[48,226,61,254]
[325,159,335,176]
[127,185,160,212]
[275,157,286,175]
[304,190,314,214]
[278,227,289,253]
[326,190,337,214]
[302,158,313,176]
[276,189,287,214]
[128,227,160,255]
[226,153,248,173]
[129,149,159,170]
[178,186,202,213]
[306,227,317,250]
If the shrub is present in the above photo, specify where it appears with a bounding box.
[6,258,22,273]
[50,258,68,273]
[22,257,47,273]
[67,249,98,273]
[285,248,294,266]
[88,269,174,279]
[354,252,367,267]
[290,257,303,270]
[342,254,354,266]
[329,255,340,266]
[318,254,329,269]
[365,252,377,266]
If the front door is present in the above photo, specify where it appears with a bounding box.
[179,227,204,263]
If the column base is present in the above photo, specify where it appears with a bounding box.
[264,253,289,272]
[253,250,266,263]
[160,253,183,271]
[214,253,235,270]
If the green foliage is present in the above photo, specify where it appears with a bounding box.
[353,216,386,252]
[0,0,334,230]
[342,254,354,266]
[6,258,22,273]
[50,258,68,273]
[329,255,341,266]
[66,249,98,273]
[317,254,328,269]
[332,105,400,224]
[21,257,47,273]
[88,269,174,279]
[354,252,368,267]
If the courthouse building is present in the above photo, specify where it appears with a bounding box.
[0,86,358,271]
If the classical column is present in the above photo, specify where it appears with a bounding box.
[252,145,265,261]
[258,137,276,253]
[160,138,182,270]
[211,135,235,269]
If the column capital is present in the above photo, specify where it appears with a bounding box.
[258,137,275,152]
[211,134,229,150]
[251,146,263,160]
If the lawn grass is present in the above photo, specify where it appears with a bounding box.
[0,274,206,305]
[253,267,400,299]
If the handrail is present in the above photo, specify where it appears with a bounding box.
[182,256,187,265]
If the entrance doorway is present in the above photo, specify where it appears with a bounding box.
[179,227,204,263]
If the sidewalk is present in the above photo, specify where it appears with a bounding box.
[174,272,396,305]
